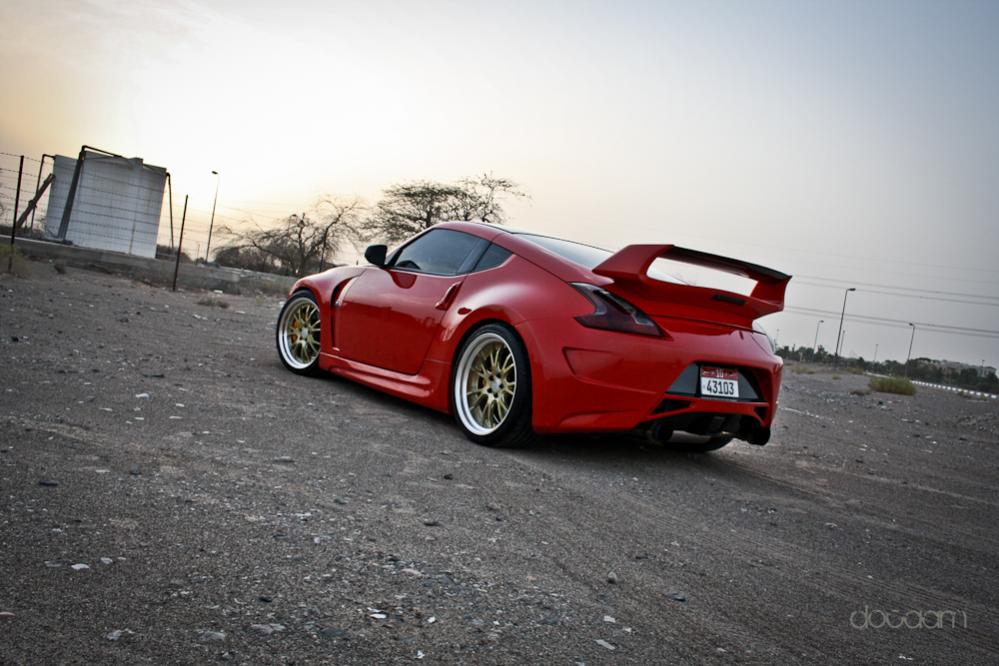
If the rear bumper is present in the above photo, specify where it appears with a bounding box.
[516,316,782,437]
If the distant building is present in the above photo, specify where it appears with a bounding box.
[44,151,166,258]
[925,358,996,379]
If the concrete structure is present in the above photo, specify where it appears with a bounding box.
[44,151,166,258]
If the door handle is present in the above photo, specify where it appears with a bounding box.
[435,281,463,310]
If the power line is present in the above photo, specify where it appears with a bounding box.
[671,227,999,277]
[784,305,999,339]
[793,280,999,307]
[794,274,999,302]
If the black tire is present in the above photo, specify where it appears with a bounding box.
[669,435,733,453]
[276,290,322,376]
[451,323,535,448]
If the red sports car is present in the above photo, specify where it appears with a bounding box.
[276,222,789,451]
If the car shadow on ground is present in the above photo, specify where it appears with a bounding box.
[524,432,743,465]
[294,361,764,479]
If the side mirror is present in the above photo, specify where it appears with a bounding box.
[364,244,388,267]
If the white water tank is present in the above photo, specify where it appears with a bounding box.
[45,151,166,258]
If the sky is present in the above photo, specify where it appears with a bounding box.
[1,0,997,368]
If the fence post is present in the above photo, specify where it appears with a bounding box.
[7,155,24,273]
[172,195,188,291]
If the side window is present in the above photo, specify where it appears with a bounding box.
[391,229,485,276]
[472,243,512,272]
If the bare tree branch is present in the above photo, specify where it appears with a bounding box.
[215,198,364,276]
[363,176,526,243]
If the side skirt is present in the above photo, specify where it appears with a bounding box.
[318,352,451,413]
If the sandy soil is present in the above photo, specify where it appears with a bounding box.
[1,262,997,664]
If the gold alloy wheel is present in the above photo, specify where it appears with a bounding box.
[278,296,321,370]
[455,333,517,435]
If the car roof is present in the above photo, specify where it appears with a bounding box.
[434,221,606,283]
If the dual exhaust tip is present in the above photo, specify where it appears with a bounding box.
[643,418,770,446]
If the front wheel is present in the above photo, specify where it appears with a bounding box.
[276,291,322,375]
[452,324,534,448]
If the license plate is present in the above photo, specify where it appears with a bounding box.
[700,366,739,399]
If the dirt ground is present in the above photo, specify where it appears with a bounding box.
[1,262,997,665]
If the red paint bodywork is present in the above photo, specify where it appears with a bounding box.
[288,222,788,437]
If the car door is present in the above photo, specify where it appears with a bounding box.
[335,229,487,375]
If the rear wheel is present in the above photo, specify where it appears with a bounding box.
[452,324,534,448]
[276,291,321,375]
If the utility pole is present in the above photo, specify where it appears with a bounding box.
[813,319,824,357]
[204,170,219,262]
[172,195,189,292]
[833,287,856,368]
[873,343,879,364]
[904,323,916,376]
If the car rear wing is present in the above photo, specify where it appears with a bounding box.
[592,244,791,326]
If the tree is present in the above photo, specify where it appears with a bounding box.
[364,174,525,243]
[218,198,363,277]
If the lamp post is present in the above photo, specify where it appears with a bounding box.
[904,322,916,376]
[833,287,856,368]
[204,170,220,262]
[813,319,824,358]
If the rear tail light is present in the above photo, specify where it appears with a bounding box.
[571,283,663,337]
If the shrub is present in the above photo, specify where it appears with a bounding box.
[0,245,30,277]
[196,296,230,309]
[869,376,916,396]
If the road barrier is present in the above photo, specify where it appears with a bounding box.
[909,380,998,401]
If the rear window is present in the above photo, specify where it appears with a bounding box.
[516,233,611,270]
[517,233,684,284]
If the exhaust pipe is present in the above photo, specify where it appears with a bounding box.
[644,421,673,445]
[746,425,770,446]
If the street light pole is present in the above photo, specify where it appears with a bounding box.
[204,170,220,262]
[904,323,916,376]
[813,319,824,357]
[833,287,856,368]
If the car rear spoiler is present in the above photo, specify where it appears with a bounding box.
[592,244,791,326]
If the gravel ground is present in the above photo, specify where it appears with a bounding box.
[1,262,997,664]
